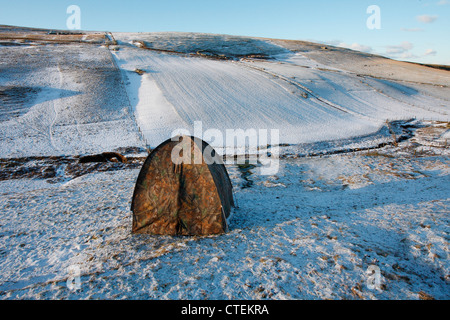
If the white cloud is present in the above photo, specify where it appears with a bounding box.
[386,41,414,54]
[416,14,438,23]
[398,52,418,60]
[383,41,423,61]
[401,28,424,32]
[424,49,437,56]
[319,40,374,54]
[347,43,373,53]
[384,44,438,62]
[322,40,342,46]
[437,0,449,5]
[337,42,373,53]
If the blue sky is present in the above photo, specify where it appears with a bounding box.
[1,0,449,64]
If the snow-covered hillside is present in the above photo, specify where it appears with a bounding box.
[0,41,143,158]
[0,26,449,300]
[112,32,448,153]
[1,28,448,157]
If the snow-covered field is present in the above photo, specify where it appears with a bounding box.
[0,39,143,158]
[0,27,449,300]
[112,32,448,152]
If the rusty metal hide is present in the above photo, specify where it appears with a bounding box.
[131,135,235,236]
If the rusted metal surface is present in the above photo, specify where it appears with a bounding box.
[131,136,234,236]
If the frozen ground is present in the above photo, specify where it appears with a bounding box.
[0,27,449,300]
[0,124,448,299]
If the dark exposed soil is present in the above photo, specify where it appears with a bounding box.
[0,151,146,182]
